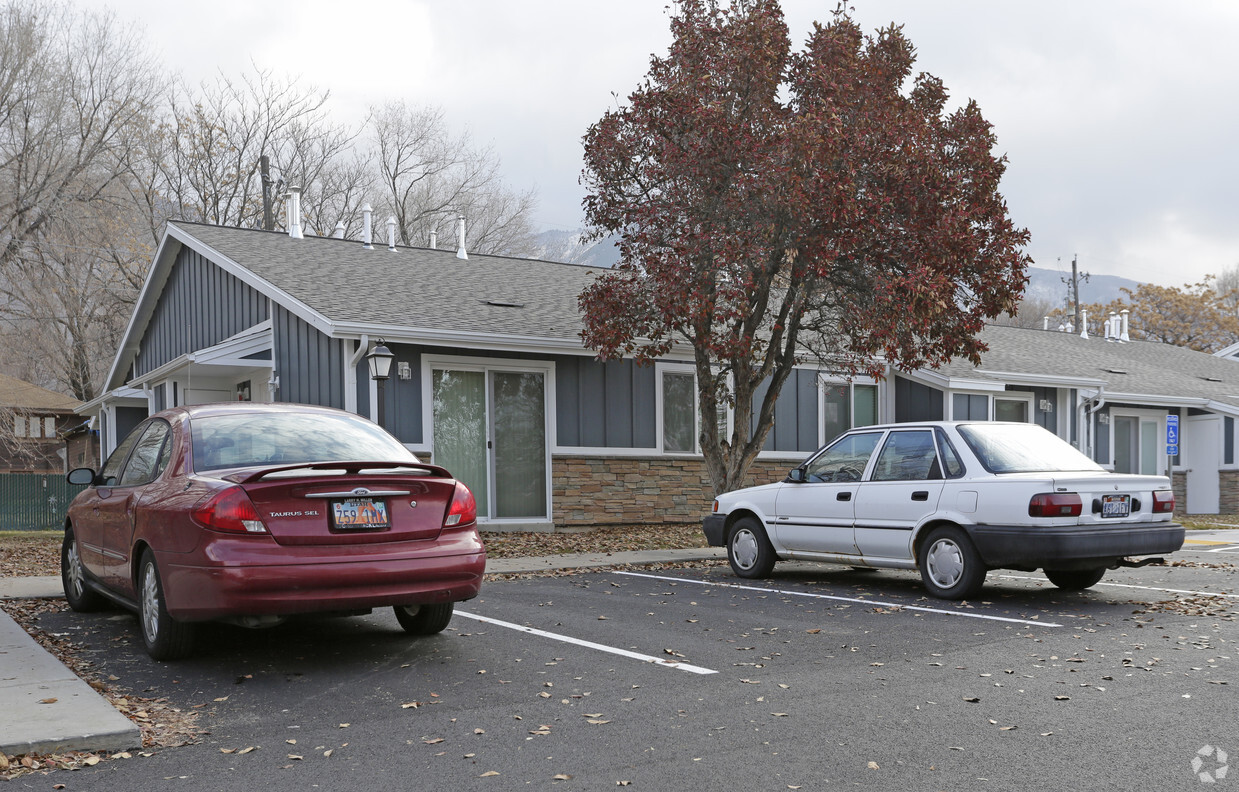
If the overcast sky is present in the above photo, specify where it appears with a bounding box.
[80,0,1239,291]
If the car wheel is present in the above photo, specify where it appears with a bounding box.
[61,528,106,612]
[137,550,195,661]
[918,526,986,600]
[728,517,776,579]
[1044,567,1106,591]
[394,603,454,635]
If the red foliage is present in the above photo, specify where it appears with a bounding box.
[579,1,1029,492]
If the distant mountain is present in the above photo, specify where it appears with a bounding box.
[529,229,621,268]
[531,230,1143,309]
[1023,266,1140,309]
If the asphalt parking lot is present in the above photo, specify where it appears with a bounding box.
[9,547,1239,791]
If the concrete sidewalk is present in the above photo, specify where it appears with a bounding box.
[0,547,724,758]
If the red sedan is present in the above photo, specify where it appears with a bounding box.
[62,403,485,660]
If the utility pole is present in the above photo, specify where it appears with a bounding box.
[1061,255,1089,333]
[260,155,275,231]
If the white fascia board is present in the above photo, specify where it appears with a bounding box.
[976,370,1108,389]
[168,224,335,338]
[331,322,589,356]
[1205,400,1239,418]
[130,353,194,387]
[1102,392,1210,408]
[104,231,181,392]
[75,385,146,417]
[1214,341,1239,359]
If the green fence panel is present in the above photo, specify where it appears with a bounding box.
[0,473,85,531]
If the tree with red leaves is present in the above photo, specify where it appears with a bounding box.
[579,0,1030,494]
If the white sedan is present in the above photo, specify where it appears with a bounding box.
[703,422,1184,599]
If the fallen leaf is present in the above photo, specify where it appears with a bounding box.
[771,712,788,717]
[286,739,297,745]
[1000,726,1017,731]
[38,698,58,704]
[474,729,485,735]
[480,771,500,777]
[423,738,444,745]
[214,696,228,702]
[324,749,333,757]
[1054,696,1070,701]
[237,747,256,755]
[287,755,303,760]
[867,761,879,770]
[963,697,980,703]
[220,748,236,754]
[553,774,572,781]
[587,719,611,725]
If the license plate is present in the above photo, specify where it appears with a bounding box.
[332,498,390,530]
[1101,494,1131,519]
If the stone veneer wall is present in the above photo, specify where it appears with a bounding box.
[1219,470,1239,515]
[551,455,798,527]
[1172,472,1187,516]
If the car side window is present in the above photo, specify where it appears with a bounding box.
[805,432,882,483]
[935,428,965,478]
[98,424,146,486]
[871,430,939,482]
[118,421,172,487]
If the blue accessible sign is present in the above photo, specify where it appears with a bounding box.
[1166,415,1179,456]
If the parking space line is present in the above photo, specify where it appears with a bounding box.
[454,611,719,675]
[995,574,1239,599]
[615,572,1062,627]
[1204,546,1239,553]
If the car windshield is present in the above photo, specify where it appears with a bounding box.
[191,412,418,472]
[957,423,1104,474]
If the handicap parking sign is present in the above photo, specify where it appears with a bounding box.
[1166,415,1179,456]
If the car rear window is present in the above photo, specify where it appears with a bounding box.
[191,412,418,472]
[957,423,1103,474]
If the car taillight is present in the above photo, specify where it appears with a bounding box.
[191,486,268,534]
[1028,493,1082,518]
[444,481,477,527]
[1153,490,1175,514]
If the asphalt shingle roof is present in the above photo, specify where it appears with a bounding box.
[936,324,1239,410]
[0,373,80,411]
[173,222,598,341]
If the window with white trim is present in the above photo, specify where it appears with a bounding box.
[660,368,697,453]
[822,381,879,443]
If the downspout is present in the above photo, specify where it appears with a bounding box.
[1079,387,1107,462]
[344,335,370,415]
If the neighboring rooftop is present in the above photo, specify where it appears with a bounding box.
[0,373,80,412]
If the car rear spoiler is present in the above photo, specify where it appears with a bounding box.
[227,461,454,484]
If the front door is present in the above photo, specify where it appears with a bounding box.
[431,367,548,521]
[1184,416,1221,514]
[1113,413,1161,474]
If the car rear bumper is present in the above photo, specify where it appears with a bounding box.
[703,514,728,547]
[965,521,1184,569]
[161,551,486,621]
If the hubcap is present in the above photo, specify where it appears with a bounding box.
[731,529,759,570]
[926,538,964,589]
[140,562,160,644]
[65,539,84,599]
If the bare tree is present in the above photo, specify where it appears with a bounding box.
[1217,264,1239,314]
[990,294,1056,329]
[370,101,537,255]
[0,0,163,268]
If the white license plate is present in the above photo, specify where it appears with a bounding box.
[332,498,390,529]
[1101,494,1131,518]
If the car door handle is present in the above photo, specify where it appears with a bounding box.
[836,492,851,502]
[911,491,929,501]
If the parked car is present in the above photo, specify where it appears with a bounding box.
[703,421,1183,599]
[62,403,485,660]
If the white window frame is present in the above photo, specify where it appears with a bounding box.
[1107,407,1168,475]
[994,392,1035,423]
[816,375,881,447]
[656,362,699,456]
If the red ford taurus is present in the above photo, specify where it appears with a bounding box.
[62,402,485,660]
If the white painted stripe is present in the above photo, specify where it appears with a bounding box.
[995,574,1239,600]
[453,611,718,675]
[1205,546,1239,553]
[614,572,1062,627]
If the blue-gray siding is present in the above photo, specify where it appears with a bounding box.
[894,376,944,422]
[556,357,656,448]
[273,305,345,409]
[136,246,267,377]
[357,344,423,445]
[754,369,819,453]
[1026,386,1056,431]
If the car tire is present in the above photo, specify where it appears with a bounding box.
[61,528,107,612]
[1044,567,1106,591]
[918,526,986,600]
[137,550,195,661]
[728,517,776,579]
[394,603,454,635]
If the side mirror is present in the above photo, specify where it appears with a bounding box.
[67,467,97,486]
[787,467,807,484]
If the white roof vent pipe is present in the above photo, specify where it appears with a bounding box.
[1109,312,1119,341]
[1120,309,1130,342]
[285,187,303,239]
[429,229,437,249]
[1080,309,1089,339]
[456,215,468,260]
[361,204,373,249]
[387,216,397,252]
[332,221,345,239]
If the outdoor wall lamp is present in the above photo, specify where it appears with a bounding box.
[367,339,394,426]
